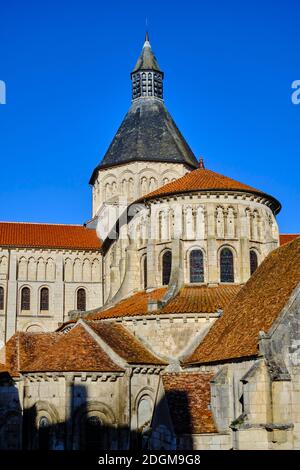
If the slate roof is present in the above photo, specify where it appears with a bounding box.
[0,222,101,250]
[185,237,300,365]
[89,98,198,182]
[132,33,162,73]
[139,166,281,214]
[162,372,217,434]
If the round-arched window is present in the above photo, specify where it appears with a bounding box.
[250,250,258,275]
[189,250,204,283]
[162,251,172,286]
[40,287,49,311]
[38,416,50,450]
[85,416,103,450]
[220,248,234,283]
[77,289,86,311]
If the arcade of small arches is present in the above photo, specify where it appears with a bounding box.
[130,203,277,248]
[10,391,154,450]
[14,256,101,283]
[93,173,178,204]
[91,162,187,216]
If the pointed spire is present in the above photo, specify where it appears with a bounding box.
[132,33,163,73]
[131,33,164,101]
[199,157,205,169]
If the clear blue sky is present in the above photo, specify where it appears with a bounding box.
[0,0,299,232]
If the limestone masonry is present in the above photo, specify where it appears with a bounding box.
[0,34,300,450]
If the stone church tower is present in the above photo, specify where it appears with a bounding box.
[1,34,300,452]
[89,33,198,218]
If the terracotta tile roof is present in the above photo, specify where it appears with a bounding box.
[185,237,300,365]
[86,321,167,365]
[160,285,241,314]
[87,285,240,322]
[280,234,300,246]
[0,222,101,250]
[0,363,8,374]
[23,324,124,373]
[4,331,59,376]
[162,373,217,434]
[137,167,281,213]
[87,288,167,320]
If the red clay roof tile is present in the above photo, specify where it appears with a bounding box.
[4,331,59,376]
[87,285,240,321]
[23,324,124,373]
[87,288,167,320]
[161,285,241,314]
[280,234,300,245]
[162,372,217,434]
[86,321,167,365]
[0,222,101,250]
[138,167,281,213]
[185,237,300,365]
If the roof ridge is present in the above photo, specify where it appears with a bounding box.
[280,232,300,235]
[80,320,127,369]
[136,165,281,214]
[0,221,84,227]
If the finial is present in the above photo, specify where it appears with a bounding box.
[145,31,149,42]
[199,157,205,169]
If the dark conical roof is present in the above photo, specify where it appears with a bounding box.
[89,98,198,183]
[132,32,162,73]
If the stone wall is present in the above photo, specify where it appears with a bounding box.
[92,161,189,217]
[102,191,279,303]
[0,248,103,342]
[120,315,218,359]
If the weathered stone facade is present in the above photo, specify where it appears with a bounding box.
[0,33,299,451]
[0,245,102,347]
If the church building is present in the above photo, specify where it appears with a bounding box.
[0,34,300,450]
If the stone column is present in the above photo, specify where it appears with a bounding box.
[206,204,218,284]
[238,206,250,283]
[65,375,74,450]
[5,251,18,341]
[146,241,156,290]
[54,253,64,324]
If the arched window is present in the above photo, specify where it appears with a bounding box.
[220,248,234,283]
[40,287,49,311]
[250,250,258,275]
[0,287,4,310]
[143,256,147,290]
[190,250,204,283]
[138,397,153,430]
[38,416,50,450]
[21,287,30,311]
[162,251,172,286]
[85,416,103,450]
[77,288,86,311]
